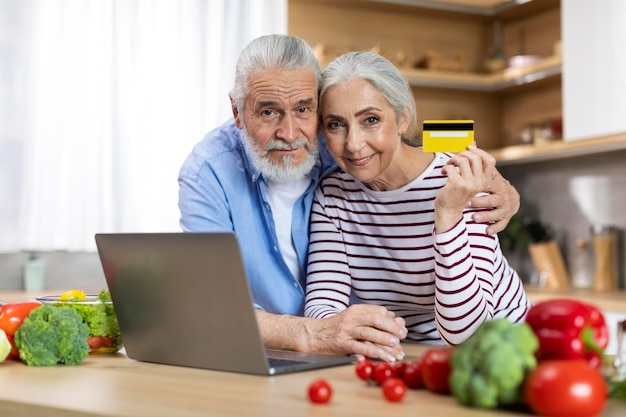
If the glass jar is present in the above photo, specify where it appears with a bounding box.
[591,225,619,291]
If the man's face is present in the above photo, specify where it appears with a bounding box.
[232,68,320,181]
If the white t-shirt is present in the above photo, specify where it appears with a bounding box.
[267,177,312,281]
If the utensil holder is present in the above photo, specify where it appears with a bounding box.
[528,240,570,289]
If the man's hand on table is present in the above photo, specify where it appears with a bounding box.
[304,304,408,363]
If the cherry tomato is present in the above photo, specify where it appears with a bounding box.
[373,362,396,385]
[87,336,103,351]
[392,361,407,379]
[382,377,407,402]
[355,359,374,381]
[403,360,424,389]
[100,336,116,347]
[308,378,333,404]
[0,301,42,358]
[524,359,608,417]
[420,347,454,394]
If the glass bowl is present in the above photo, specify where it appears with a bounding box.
[36,294,122,354]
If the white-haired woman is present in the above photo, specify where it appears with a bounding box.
[305,51,530,346]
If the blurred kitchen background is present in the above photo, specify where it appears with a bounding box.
[1,0,625,296]
[0,0,287,291]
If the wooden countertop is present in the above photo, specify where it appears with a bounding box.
[1,345,625,417]
[5,287,625,313]
[525,286,626,313]
[2,290,626,417]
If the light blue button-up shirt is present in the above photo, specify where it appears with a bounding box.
[178,119,337,316]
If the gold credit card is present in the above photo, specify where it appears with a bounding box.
[422,120,474,152]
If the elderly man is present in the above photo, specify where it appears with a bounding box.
[178,34,519,362]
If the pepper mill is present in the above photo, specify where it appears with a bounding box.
[591,225,618,291]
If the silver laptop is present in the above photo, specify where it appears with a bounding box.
[94,232,355,375]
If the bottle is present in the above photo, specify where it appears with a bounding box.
[570,238,593,289]
[485,20,507,73]
[591,225,618,291]
[23,253,46,292]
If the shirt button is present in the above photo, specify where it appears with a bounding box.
[293,282,299,288]
[273,246,278,252]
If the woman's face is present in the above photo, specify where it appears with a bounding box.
[320,79,409,190]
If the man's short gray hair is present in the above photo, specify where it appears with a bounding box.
[320,51,419,146]
[230,34,322,114]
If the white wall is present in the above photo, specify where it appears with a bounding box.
[0,251,105,292]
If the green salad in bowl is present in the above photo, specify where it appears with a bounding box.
[37,289,122,354]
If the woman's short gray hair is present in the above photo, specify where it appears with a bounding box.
[230,34,322,114]
[320,51,419,146]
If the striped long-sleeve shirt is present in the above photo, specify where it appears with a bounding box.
[304,152,530,346]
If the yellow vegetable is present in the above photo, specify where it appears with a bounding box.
[59,289,86,301]
[0,328,10,362]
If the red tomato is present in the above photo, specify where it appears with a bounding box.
[373,362,396,385]
[382,377,407,402]
[0,301,42,358]
[586,351,603,371]
[403,360,424,389]
[392,361,407,379]
[524,359,608,417]
[308,378,333,404]
[86,336,104,351]
[355,359,374,381]
[99,336,116,347]
[420,347,454,394]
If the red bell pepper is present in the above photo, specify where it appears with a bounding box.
[525,298,609,369]
[0,301,42,358]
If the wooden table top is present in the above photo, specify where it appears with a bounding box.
[524,286,626,313]
[1,291,626,417]
[1,342,625,416]
[4,287,625,312]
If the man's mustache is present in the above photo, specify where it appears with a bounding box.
[265,138,309,151]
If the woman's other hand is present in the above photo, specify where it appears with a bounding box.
[452,146,520,235]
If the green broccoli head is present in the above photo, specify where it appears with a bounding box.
[467,374,498,409]
[449,318,539,409]
[503,321,539,358]
[64,290,121,344]
[14,304,90,366]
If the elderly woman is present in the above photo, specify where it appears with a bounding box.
[304,51,530,347]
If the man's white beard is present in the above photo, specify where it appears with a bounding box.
[241,128,319,181]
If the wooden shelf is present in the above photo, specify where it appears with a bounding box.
[321,55,561,92]
[400,54,561,91]
[360,0,560,18]
[292,0,564,162]
[491,131,626,166]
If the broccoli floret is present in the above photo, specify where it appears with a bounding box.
[449,318,539,409]
[59,290,122,350]
[14,304,90,366]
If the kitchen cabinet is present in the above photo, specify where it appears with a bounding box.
[288,0,626,164]
[562,0,626,142]
[491,131,626,166]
